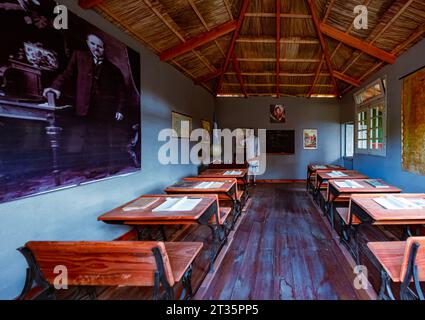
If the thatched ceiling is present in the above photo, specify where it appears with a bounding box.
[82,0,425,98]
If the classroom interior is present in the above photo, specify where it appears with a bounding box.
[1,0,425,301]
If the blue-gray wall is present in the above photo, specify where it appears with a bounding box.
[340,37,425,193]
[215,97,342,179]
[0,0,214,299]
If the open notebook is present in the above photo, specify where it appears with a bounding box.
[122,197,160,211]
[152,197,202,212]
[223,170,243,175]
[374,196,425,210]
[327,171,348,178]
[194,181,225,189]
[334,180,364,189]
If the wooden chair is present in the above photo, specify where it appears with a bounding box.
[368,237,425,300]
[17,241,203,300]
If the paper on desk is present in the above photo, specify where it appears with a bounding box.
[152,196,202,212]
[194,181,225,189]
[313,165,327,169]
[334,180,364,189]
[374,196,423,210]
[122,197,160,211]
[223,170,242,175]
[327,171,348,178]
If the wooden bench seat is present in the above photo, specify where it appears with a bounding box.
[18,241,203,300]
[367,237,425,300]
[336,207,361,225]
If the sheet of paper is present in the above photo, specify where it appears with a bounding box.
[374,196,423,210]
[123,197,160,211]
[152,197,202,212]
[313,165,327,169]
[334,180,363,188]
[327,171,348,178]
[194,181,224,189]
[223,170,242,175]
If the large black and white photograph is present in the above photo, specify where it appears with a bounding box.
[0,0,141,203]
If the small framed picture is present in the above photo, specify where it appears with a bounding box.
[172,111,192,139]
[303,129,318,150]
[270,104,286,123]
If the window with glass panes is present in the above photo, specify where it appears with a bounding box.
[354,77,387,156]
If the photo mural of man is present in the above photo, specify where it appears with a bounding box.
[43,33,128,174]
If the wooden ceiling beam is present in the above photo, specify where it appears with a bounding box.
[341,22,425,96]
[276,0,281,97]
[231,53,248,97]
[341,0,413,74]
[78,0,104,9]
[194,69,223,84]
[224,83,334,87]
[245,13,311,19]
[237,58,321,62]
[333,71,361,87]
[320,23,396,64]
[307,0,340,97]
[160,20,237,61]
[308,54,324,98]
[237,37,319,44]
[187,0,226,58]
[216,0,250,95]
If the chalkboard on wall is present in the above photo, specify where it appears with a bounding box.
[266,130,295,154]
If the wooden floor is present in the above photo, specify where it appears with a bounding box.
[201,183,371,300]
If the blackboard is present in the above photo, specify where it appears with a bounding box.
[266,130,295,154]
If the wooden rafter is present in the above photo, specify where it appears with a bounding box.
[216,0,250,95]
[238,58,321,63]
[224,83,334,87]
[223,0,233,20]
[276,0,281,97]
[187,0,226,58]
[78,0,104,9]
[308,55,324,98]
[245,13,311,19]
[195,69,223,84]
[341,22,425,96]
[237,37,319,44]
[320,23,396,64]
[307,0,340,97]
[231,53,248,97]
[341,0,414,74]
[333,71,360,87]
[160,21,237,61]
[330,0,372,60]
[143,0,216,73]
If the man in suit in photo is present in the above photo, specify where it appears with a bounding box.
[43,33,127,175]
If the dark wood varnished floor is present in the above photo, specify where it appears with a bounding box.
[202,183,370,300]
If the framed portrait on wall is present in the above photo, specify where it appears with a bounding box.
[303,129,318,150]
[270,104,286,123]
[201,119,211,139]
[172,111,192,139]
[0,0,141,204]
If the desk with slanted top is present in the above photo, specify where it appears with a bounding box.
[98,194,224,269]
[327,179,401,228]
[346,194,425,264]
[198,169,249,203]
[306,164,346,192]
[314,170,368,204]
[164,178,239,230]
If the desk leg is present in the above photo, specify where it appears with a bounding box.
[45,118,63,186]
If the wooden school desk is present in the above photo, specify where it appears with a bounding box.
[198,169,249,202]
[346,194,425,263]
[314,170,368,199]
[326,179,401,228]
[98,194,225,268]
[306,164,346,192]
[164,178,240,228]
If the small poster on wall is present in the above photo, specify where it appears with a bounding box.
[303,129,318,150]
[270,104,286,123]
[172,111,192,139]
